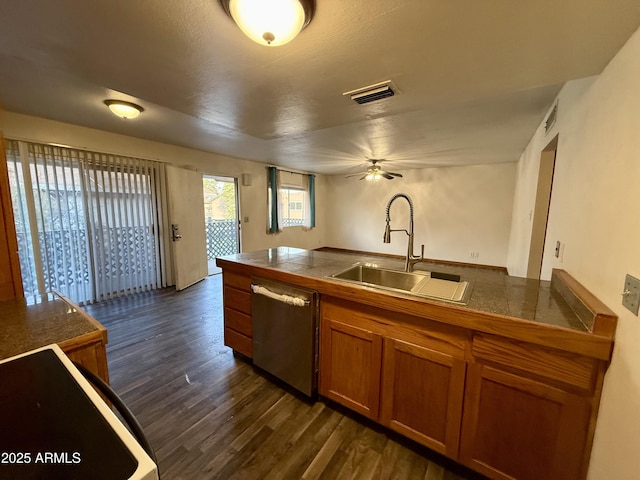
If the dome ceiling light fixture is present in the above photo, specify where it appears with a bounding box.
[104,100,144,119]
[220,0,315,47]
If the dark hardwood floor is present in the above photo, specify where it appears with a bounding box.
[84,275,486,480]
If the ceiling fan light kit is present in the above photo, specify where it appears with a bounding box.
[103,100,144,119]
[346,159,403,182]
[365,170,382,182]
[220,0,315,46]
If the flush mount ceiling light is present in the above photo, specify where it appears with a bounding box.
[220,0,315,47]
[104,100,144,119]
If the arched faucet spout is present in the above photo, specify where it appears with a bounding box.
[383,193,424,272]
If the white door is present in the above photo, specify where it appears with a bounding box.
[166,165,208,290]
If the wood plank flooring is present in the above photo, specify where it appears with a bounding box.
[84,275,487,480]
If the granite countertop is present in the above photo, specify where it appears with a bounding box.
[217,247,588,332]
[0,293,102,360]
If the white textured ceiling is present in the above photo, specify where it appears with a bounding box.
[1,1,639,176]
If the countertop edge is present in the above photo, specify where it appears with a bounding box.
[217,257,615,361]
[54,291,109,345]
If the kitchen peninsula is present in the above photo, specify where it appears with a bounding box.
[217,247,617,480]
[0,293,109,382]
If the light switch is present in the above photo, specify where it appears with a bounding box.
[622,274,640,315]
[243,216,249,223]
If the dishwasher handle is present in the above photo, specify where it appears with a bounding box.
[251,284,310,307]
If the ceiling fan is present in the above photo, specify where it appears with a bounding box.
[346,159,403,181]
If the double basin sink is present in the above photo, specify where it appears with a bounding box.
[329,263,471,304]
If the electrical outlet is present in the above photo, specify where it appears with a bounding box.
[622,274,640,316]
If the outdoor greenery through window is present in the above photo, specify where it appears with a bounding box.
[203,175,239,262]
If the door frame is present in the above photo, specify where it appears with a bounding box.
[526,135,558,279]
[202,173,242,255]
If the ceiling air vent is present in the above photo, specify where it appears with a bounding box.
[545,102,558,134]
[343,80,397,105]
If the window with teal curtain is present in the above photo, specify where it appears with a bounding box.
[267,167,315,233]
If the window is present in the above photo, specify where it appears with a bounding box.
[282,188,306,226]
[267,167,315,233]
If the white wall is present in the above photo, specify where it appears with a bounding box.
[0,112,327,253]
[507,27,640,480]
[506,77,596,277]
[326,163,516,267]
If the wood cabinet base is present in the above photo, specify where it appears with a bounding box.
[319,296,608,480]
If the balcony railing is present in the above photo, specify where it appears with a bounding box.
[15,220,240,298]
[16,226,156,299]
[206,219,239,260]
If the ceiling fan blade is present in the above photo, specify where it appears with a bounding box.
[359,175,368,180]
[345,173,362,178]
[381,173,395,180]
[379,169,403,178]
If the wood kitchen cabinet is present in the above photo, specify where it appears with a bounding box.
[218,254,616,480]
[0,293,110,384]
[319,316,382,419]
[222,270,253,358]
[0,134,23,301]
[319,296,468,457]
[459,334,599,480]
[380,336,466,457]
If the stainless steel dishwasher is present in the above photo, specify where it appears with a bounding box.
[251,277,318,398]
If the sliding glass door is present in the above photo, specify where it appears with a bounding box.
[5,140,169,304]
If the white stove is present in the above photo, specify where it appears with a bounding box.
[0,344,158,480]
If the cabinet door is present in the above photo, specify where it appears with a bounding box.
[380,337,466,458]
[459,363,591,480]
[64,341,110,384]
[319,318,382,420]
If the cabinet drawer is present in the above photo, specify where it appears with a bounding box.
[224,327,253,358]
[322,296,468,358]
[224,271,251,291]
[224,286,251,315]
[225,307,252,337]
[472,334,596,392]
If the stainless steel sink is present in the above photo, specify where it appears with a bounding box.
[329,264,471,304]
[331,264,425,291]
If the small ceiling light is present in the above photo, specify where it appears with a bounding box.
[104,100,144,119]
[365,170,382,182]
[220,0,315,47]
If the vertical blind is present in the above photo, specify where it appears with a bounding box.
[5,140,170,304]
